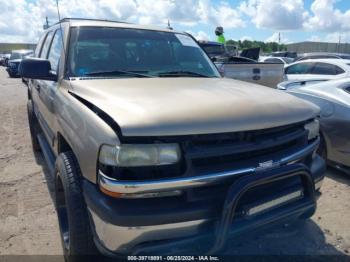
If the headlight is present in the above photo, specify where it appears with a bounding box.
[99,144,181,167]
[304,119,319,140]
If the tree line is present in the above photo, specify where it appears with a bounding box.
[226,39,287,53]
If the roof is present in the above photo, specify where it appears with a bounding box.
[299,52,350,56]
[56,18,181,34]
[289,58,350,67]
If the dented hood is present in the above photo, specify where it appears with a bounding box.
[69,77,319,136]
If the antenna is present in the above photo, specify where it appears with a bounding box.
[43,16,50,30]
[167,19,173,30]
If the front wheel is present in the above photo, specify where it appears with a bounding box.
[55,152,97,260]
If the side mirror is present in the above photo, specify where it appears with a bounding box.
[20,58,57,81]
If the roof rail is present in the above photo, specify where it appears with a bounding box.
[53,17,130,26]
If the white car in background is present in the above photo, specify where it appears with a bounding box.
[284,59,350,81]
[259,56,294,65]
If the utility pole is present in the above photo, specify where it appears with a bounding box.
[278,32,281,51]
[338,33,341,53]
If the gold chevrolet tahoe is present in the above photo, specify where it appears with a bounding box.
[20,18,325,259]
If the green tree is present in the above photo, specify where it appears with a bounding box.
[225,39,286,54]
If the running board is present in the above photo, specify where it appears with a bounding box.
[37,133,56,176]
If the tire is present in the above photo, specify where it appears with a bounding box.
[55,152,97,261]
[27,100,41,152]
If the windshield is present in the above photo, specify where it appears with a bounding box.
[67,27,220,78]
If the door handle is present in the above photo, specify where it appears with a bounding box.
[35,84,41,92]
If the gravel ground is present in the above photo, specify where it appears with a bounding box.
[0,67,349,257]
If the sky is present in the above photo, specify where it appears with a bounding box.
[1,0,350,44]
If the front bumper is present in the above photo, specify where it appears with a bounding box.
[84,149,325,256]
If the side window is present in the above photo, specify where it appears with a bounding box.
[335,65,345,75]
[345,86,350,94]
[34,33,47,58]
[285,62,313,74]
[311,63,341,75]
[40,31,54,59]
[265,58,283,63]
[47,29,63,72]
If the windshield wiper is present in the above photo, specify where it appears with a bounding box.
[157,70,213,78]
[82,69,154,78]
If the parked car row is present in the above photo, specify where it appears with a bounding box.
[0,53,11,67]
[6,49,34,77]
[1,50,34,78]
[265,51,350,62]
[198,42,350,88]
[198,41,284,88]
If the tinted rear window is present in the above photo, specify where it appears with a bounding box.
[311,62,344,75]
[265,58,283,63]
[285,62,314,74]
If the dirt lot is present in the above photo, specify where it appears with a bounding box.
[0,67,349,257]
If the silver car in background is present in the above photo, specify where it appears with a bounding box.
[282,78,350,173]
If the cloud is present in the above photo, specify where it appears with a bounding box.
[0,0,245,43]
[240,35,253,41]
[195,31,211,41]
[265,32,289,43]
[239,0,307,30]
[186,30,211,41]
[308,35,322,42]
[239,0,350,34]
[304,0,350,32]
[2,0,350,44]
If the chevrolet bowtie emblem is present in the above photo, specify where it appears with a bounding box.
[257,160,280,170]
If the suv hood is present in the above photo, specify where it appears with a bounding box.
[69,78,319,137]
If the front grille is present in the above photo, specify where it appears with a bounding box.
[183,122,308,170]
[181,122,311,205]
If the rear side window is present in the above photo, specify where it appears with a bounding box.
[311,62,345,75]
[285,62,313,74]
[34,33,47,57]
[345,86,350,94]
[40,31,54,59]
[47,29,63,72]
[265,58,283,63]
